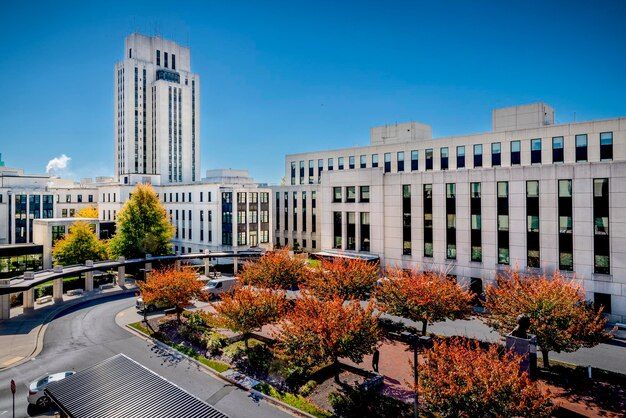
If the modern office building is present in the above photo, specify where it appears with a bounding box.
[273,103,626,322]
[114,33,201,185]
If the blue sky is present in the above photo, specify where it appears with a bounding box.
[1,0,625,184]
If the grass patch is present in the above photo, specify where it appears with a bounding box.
[223,339,264,357]
[129,321,155,336]
[308,258,321,268]
[257,382,332,418]
[129,322,230,373]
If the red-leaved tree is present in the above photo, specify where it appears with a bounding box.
[484,269,609,368]
[375,268,474,335]
[137,266,204,322]
[275,294,380,382]
[305,257,380,301]
[239,247,309,290]
[213,286,288,348]
[418,337,554,417]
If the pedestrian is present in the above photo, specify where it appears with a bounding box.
[372,347,380,372]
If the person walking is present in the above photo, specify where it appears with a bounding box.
[372,348,380,372]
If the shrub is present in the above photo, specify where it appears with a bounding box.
[299,380,318,397]
[202,331,227,354]
[329,387,414,418]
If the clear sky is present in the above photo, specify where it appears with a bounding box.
[1,0,625,184]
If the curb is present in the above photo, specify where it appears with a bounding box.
[123,323,317,418]
[0,288,137,371]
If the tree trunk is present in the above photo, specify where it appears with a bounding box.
[176,306,182,323]
[541,349,550,368]
[422,320,428,336]
[244,335,249,350]
[333,360,340,383]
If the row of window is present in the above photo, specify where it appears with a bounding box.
[289,132,614,182]
[332,186,370,203]
[161,191,271,204]
[396,179,610,275]
[333,211,371,251]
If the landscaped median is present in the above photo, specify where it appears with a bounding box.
[127,319,329,418]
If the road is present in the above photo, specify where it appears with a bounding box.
[0,293,294,418]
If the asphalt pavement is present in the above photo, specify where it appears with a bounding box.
[0,294,295,418]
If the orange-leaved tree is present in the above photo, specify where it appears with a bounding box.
[304,257,380,301]
[213,286,288,348]
[239,247,309,290]
[375,267,474,336]
[137,266,204,322]
[418,337,554,417]
[275,294,380,382]
[484,269,609,368]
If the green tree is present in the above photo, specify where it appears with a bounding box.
[109,183,175,258]
[52,221,108,266]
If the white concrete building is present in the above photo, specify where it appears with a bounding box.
[273,103,626,322]
[114,33,201,185]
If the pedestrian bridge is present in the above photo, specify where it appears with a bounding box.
[0,249,263,320]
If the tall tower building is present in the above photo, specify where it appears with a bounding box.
[114,33,200,184]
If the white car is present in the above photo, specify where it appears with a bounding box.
[202,277,238,299]
[28,371,75,408]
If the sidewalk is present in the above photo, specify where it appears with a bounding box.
[0,281,137,371]
[342,338,623,417]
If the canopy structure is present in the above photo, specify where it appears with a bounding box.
[313,250,380,262]
[45,354,229,418]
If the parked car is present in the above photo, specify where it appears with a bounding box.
[135,296,172,313]
[202,277,238,300]
[28,371,75,408]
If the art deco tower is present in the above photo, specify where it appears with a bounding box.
[114,33,200,184]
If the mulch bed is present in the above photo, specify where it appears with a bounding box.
[307,369,367,413]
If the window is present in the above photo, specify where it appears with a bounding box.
[511,140,521,165]
[575,134,588,162]
[531,139,542,164]
[402,185,411,255]
[593,178,610,274]
[594,293,612,315]
[552,137,564,163]
[384,153,391,173]
[333,212,342,249]
[425,149,433,171]
[411,150,418,171]
[88,195,93,203]
[346,186,356,203]
[372,154,379,168]
[328,158,334,171]
[338,157,344,170]
[309,160,314,183]
[423,184,433,257]
[333,187,342,203]
[349,156,355,169]
[446,183,456,260]
[347,212,356,250]
[473,144,483,167]
[440,148,449,170]
[526,181,540,268]
[456,146,465,169]
[299,160,305,184]
[66,195,71,203]
[360,155,366,168]
[558,178,574,270]
[77,195,83,203]
[397,152,405,172]
[318,159,324,182]
[360,212,370,252]
[491,143,501,166]
[600,132,613,160]
[497,181,509,265]
[172,54,176,70]
[156,50,161,66]
[164,52,168,68]
[360,186,370,203]
[470,182,481,262]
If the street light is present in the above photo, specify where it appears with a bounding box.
[401,331,433,418]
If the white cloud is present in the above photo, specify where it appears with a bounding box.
[46,154,71,174]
